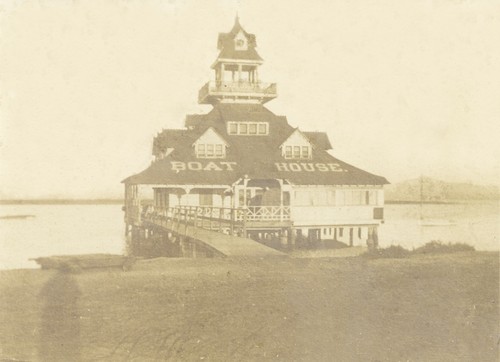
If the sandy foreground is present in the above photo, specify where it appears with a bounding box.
[0,252,498,361]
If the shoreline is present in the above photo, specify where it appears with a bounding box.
[1,250,498,272]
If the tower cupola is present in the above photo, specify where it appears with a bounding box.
[198,17,277,105]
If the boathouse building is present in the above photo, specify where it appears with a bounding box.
[123,18,388,252]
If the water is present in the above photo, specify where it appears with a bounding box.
[379,202,499,250]
[0,204,125,270]
[0,202,498,269]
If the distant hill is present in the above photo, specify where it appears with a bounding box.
[385,177,500,202]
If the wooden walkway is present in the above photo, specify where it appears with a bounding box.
[144,216,287,258]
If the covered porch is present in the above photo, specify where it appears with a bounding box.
[124,178,293,228]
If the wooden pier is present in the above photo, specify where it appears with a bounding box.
[126,206,289,258]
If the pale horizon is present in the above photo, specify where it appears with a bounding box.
[1,0,499,199]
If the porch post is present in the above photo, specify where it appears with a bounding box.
[243,176,249,206]
[136,185,141,223]
[242,209,247,238]
[279,179,284,222]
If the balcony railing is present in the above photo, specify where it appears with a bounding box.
[198,81,277,104]
[244,206,291,222]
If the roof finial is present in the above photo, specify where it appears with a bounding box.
[235,12,240,26]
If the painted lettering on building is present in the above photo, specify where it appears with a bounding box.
[169,161,345,172]
[275,163,346,172]
[171,161,237,171]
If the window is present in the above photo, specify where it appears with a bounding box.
[197,144,205,157]
[336,190,375,205]
[327,190,336,205]
[249,123,257,135]
[196,143,225,158]
[227,122,268,136]
[240,123,248,134]
[258,123,267,134]
[337,190,345,206]
[215,144,223,157]
[206,144,214,157]
[302,146,309,158]
[228,123,238,134]
[235,37,247,50]
[283,144,311,159]
[352,191,362,205]
[345,191,353,205]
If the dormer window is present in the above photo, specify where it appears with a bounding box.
[284,145,311,159]
[228,122,268,135]
[196,143,225,158]
[234,31,248,51]
[193,127,228,159]
[280,129,313,159]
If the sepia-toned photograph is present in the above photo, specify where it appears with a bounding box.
[0,0,498,360]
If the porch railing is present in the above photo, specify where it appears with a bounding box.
[244,206,291,222]
[138,205,291,234]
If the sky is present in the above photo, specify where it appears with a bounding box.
[0,0,499,199]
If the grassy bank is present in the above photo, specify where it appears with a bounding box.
[0,252,498,361]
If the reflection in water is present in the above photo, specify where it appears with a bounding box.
[39,267,81,361]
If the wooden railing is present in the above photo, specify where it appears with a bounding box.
[244,206,291,222]
[142,206,243,235]
[139,205,291,234]
[198,81,277,102]
[210,81,277,94]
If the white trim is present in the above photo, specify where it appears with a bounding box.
[227,121,269,135]
[136,184,231,189]
[191,127,229,147]
[280,128,314,149]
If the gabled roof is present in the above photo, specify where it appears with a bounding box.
[279,128,314,149]
[216,17,263,62]
[217,17,257,49]
[192,127,229,147]
[127,104,388,186]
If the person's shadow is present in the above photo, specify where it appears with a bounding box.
[38,265,81,361]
